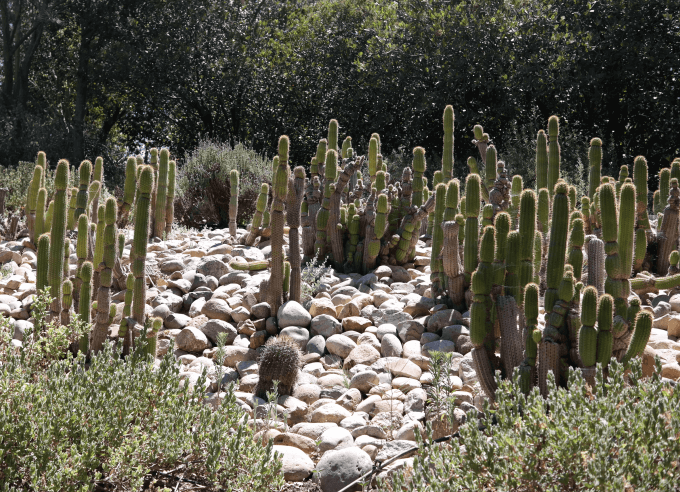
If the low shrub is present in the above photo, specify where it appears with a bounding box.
[176,140,272,229]
[385,359,680,491]
[0,291,283,491]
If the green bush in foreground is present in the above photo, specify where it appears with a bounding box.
[386,360,680,491]
[0,294,283,491]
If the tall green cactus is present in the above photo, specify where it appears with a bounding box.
[328,119,339,152]
[119,273,135,355]
[26,165,42,243]
[579,286,599,368]
[442,105,454,181]
[245,183,269,246]
[154,149,169,238]
[132,166,153,327]
[229,169,239,238]
[518,190,536,298]
[288,166,305,302]
[118,156,137,227]
[588,138,602,199]
[463,174,481,288]
[567,218,585,282]
[430,182,447,295]
[519,282,540,394]
[48,160,69,321]
[537,188,550,233]
[36,233,50,293]
[536,129,548,192]
[165,160,176,237]
[92,197,117,354]
[91,157,103,223]
[268,136,290,314]
[75,160,92,225]
[547,116,560,198]
[78,261,93,353]
[35,188,46,239]
[492,212,510,288]
[544,182,570,314]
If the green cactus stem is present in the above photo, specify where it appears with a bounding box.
[509,175,522,226]
[578,286,598,367]
[48,160,69,321]
[544,182,570,313]
[484,142,497,192]
[165,160,176,237]
[154,149,169,239]
[492,212,510,289]
[547,116,560,199]
[430,182,448,295]
[657,177,680,274]
[442,105,454,181]
[287,166,306,301]
[393,192,436,265]
[35,188,47,239]
[283,261,291,299]
[132,166,153,330]
[328,153,361,268]
[26,165,42,243]
[463,174,481,288]
[328,119,339,152]
[537,188,550,233]
[442,218,464,309]
[588,138,602,199]
[533,231,543,285]
[518,190,536,299]
[267,136,290,315]
[567,218,585,282]
[119,273,135,355]
[36,233,50,293]
[118,157,137,227]
[91,197,117,354]
[621,310,652,366]
[536,130,548,192]
[78,261,93,354]
[61,279,73,328]
[504,231,521,304]
[245,183,270,246]
[75,160,92,226]
[519,282,540,394]
[368,136,378,185]
[229,169,240,238]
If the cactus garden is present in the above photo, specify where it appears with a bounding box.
[1,106,680,490]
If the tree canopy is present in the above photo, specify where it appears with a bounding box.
[2,0,679,186]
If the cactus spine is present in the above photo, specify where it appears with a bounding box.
[48,160,69,320]
[229,169,239,238]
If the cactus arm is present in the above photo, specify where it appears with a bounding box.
[328,155,361,268]
[536,130,548,192]
[118,157,137,228]
[132,166,153,329]
[442,106,454,181]
[229,169,239,238]
[430,182,448,295]
[544,182,570,313]
[287,166,306,301]
[48,160,69,321]
[78,261,93,353]
[91,198,117,354]
[268,136,290,315]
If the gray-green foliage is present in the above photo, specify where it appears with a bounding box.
[385,359,679,491]
[0,294,283,491]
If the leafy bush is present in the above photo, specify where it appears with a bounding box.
[300,253,333,303]
[176,140,272,229]
[385,360,680,491]
[0,291,283,491]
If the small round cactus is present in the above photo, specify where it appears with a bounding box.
[255,335,302,398]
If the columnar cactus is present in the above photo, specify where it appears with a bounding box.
[328,152,360,268]
[48,160,69,320]
[547,116,560,198]
[154,149,169,239]
[245,183,270,246]
[518,282,540,394]
[75,160,92,225]
[165,160,176,237]
[119,273,135,355]
[73,214,89,309]
[470,226,497,398]
[544,182,570,313]
[463,174,481,288]
[229,169,240,238]
[78,261,93,353]
[91,197,117,354]
[588,138,602,199]
[430,182,447,295]
[537,188,550,233]
[473,124,490,165]
[504,231,521,304]
[92,204,105,296]
[287,166,306,302]
[132,166,153,327]
[328,119,339,152]
[578,286,598,370]
[536,130,548,192]
[567,218,585,282]
[368,136,378,185]
[61,279,73,328]
[442,105,454,181]
[36,233,50,293]
[118,157,137,227]
[35,188,46,239]
[146,317,162,359]
[268,136,290,315]
[485,144,497,193]
[91,157,103,224]
[26,165,42,243]
[518,190,536,297]
[492,212,510,288]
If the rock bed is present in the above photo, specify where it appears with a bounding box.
[2,227,680,490]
